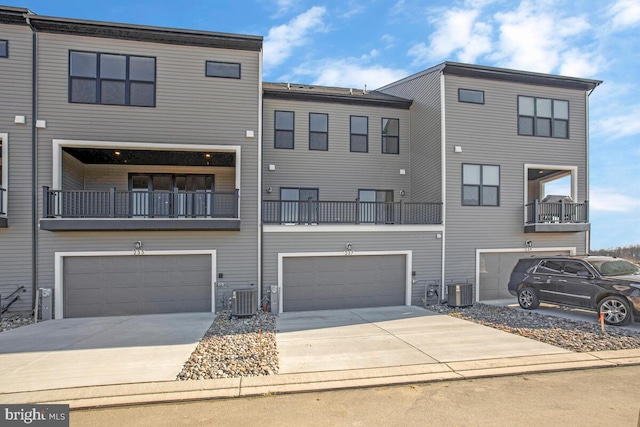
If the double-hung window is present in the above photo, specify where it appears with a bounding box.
[350,116,368,152]
[280,188,318,223]
[275,111,294,149]
[309,113,328,150]
[462,164,500,206]
[69,51,156,106]
[518,96,569,138]
[382,118,399,154]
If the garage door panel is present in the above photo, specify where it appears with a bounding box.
[283,255,406,312]
[479,251,571,300]
[63,254,212,318]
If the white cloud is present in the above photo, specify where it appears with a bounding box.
[490,1,591,73]
[593,105,640,140]
[409,7,492,65]
[272,0,296,17]
[339,2,366,19]
[381,34,396,48]
[590,189,640,212]
[558,49,604,78]
[608,0,640,30]
[263,6,327,69]
[291,58,407,89]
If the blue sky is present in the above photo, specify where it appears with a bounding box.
[17,0,640,249]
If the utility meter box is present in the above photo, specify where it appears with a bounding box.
[40,288,53,321]
[269,285,279,315]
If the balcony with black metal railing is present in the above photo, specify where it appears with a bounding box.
[524,199,589,232]
[262,199,442,225]
[40,187,240,231]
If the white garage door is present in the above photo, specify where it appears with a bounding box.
[63,254,212,318]
[479,250,571,300]
[283,255,406,312]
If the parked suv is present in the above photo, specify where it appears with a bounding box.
[508,256,640,326]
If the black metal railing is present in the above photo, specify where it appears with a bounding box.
[262,199,442,225]
[0,187,5,215]
[43,187,239,219]
[525,199,588,224]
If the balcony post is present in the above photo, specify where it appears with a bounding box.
[109,187,116,218]
[399,199,403,224]
[355,198,360,225]
[42,186,49,218]
[533,199,539,224]
[172,187,178,218]
[585,200,589,223]
[234,189,239,218]
[560,199,565,223]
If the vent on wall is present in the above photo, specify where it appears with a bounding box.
[231,288,257,316]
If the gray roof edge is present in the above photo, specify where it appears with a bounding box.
[24,14,263,50]
[0,5,33,25]
[378,61,602,92]
[376,63,446,91]
[442,61,602,89]
[263,87,412,109]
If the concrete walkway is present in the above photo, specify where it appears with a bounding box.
[0,306,639,409]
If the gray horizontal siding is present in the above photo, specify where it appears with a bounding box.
[262,230,443,306]
[70,163,236,193]
[33,32,261,304]
[0,24,34,312]
[442,74,589,284]
[262,99,415,202]
[378,70,442,203]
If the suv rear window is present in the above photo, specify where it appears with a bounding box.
[513,258,540,272]
[588,259,640,276]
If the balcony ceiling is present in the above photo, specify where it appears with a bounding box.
[527,168,569,181]
[63,148,235,167]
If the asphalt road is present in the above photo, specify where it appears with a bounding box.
[72,366,640,427]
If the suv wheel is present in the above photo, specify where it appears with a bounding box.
[598,296,632,326]
[518,287,540,309]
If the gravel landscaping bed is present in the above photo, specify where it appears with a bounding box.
[177,311,278,380]
[0,313,34,333]
[428,303,640,352]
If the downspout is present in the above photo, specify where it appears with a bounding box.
[585,85,597,253]
[439,70,446,301]
[26,15,38,310]
[257,48,263,306]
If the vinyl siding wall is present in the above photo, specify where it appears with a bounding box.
[442,74,589,286]
[34,32,261,311]
[262,99,414,202]
[0,23,34,312]
[262,230,443,306]
[378,71,443,203]
[61,156,236,193]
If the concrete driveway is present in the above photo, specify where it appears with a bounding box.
[276,306,569,374]
[0,313,215,394]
